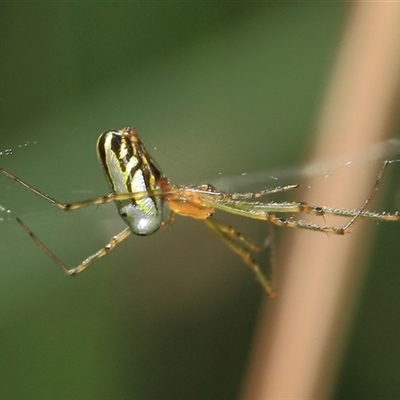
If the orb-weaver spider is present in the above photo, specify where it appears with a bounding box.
[1,127,400,297]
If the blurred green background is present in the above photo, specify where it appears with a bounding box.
[1,3,400,399]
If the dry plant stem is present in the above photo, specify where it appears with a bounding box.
[242,4,400,400]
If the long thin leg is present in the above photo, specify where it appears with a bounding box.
[161,211,176,230]
[17,217,131,275]
[228,184,300,200]
[263,223,277,294]
[0,167,171,211]
[0,167,298,208]
[255,160,398,233]
[270,160,400,237]
[202,197,400,223]
[191,184,299,201]
[202,160,400,231]
[203,218,275,297]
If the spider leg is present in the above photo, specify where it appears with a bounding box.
[202,160,400,232]
[161,211,176,230]
[265,214,350,233]
[285,159,400,223]
[229,184,300,200]
[0,167,172,211]
[195,184,300,202]
[16,217,131,275]
[203,218,275,297]
[267,159,400,232]
[203,196,400,223]
[264,223,277,294]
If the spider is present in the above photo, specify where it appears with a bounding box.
[1,127,400,297]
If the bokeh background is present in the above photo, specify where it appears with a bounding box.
[1,3,400,399]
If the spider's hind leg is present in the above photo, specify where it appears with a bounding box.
[16,217,131,276]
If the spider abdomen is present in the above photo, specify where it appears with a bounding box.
[97,127,167,236]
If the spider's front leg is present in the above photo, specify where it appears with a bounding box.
[0,167,167,212]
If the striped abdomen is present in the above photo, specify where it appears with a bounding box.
[97,127,167,235]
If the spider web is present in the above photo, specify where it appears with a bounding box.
[209,136,400,192]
